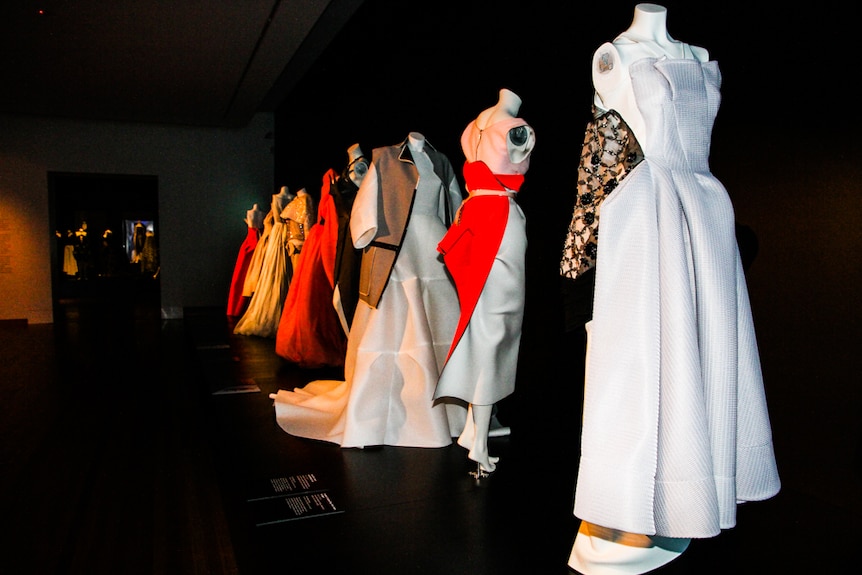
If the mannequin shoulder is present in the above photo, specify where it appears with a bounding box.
[689,43,710,62]
[593,42,621,75]
[592,42,628,92]
[507,123,536,164]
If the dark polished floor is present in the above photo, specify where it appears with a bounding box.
[1,286,858,575]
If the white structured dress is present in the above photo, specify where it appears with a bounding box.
[272,138,462,448]
[434,116,533,430]
[572,56,780,539]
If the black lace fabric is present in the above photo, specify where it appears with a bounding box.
[560,107,644,280]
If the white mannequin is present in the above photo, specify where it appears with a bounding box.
[443,88,535,476]
[476,88,520,127]
[592,3,708,147]
[473,88,535,166]
[347,142,364,163]
[460,93,520,475]
[571,4,704,574]
[464,93,518,475]
[407,131,425,152]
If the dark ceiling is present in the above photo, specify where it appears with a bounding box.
[0,0,364,128]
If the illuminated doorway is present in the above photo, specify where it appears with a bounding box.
[48,172,159,308]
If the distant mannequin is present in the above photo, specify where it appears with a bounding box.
[282,187,316,273]
[333,143,370,335]
[275,147,359,369]
[246,203,265,230]
[131,221,146,268]
[234,186,296,338]
[73,221,91,278]
[270,131,463,449]
[436,88,535,475]
[227,203,265,317]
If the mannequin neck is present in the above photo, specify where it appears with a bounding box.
[408,132,425,152]
[476,88,522,130]
[623,3,672,43]
[346,142,364,164]
[497,88,522,117]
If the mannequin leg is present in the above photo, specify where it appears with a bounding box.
[443,399,468,439]
[457,403,499,473]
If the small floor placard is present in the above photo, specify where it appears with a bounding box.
[246,473,325,502]
[212,378,261,395]
[250,491,344,526]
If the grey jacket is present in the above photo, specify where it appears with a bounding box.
[358,137,456,308]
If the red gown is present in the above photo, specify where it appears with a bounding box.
[275,169,347,368]
[227,226,260,317]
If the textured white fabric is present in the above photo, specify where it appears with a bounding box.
[433,198,526,405]
[273,145,463,448]
[573,57,780,538]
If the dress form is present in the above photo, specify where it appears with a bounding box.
[246,203,265,230]
[435,88,535,476]
[333,143,369,335]
[466,92,518,474]
[233,186,296,337]
[592,3,708,148]
[571,5,713,575]
[227,203,265,317]
[282,188,315,272]
[476,88,520,128]
[271,131,462,449]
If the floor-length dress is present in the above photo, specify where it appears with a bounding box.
[275,169,347,368]
[271,136,462,448]
[234,192,294,338]
[62,237,78,277]
[568,57,780,539]
[242,209,275,300]
[227,225,260,317]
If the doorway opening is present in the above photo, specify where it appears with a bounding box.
[49,172,160,312]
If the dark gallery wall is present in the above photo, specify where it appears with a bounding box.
[274,0,860,521]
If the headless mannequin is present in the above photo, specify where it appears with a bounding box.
[283,188,313,259]
[592,3,708,147]
[407,131,424,154]
[468,92,518,474]
[333,143,369,335]
[450,88,535,475]
[246,203,265,230]
[571,5,705,575]
[472,89,534,163]
[276,185,294,205]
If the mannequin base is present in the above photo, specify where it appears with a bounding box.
[567,521,690,575]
